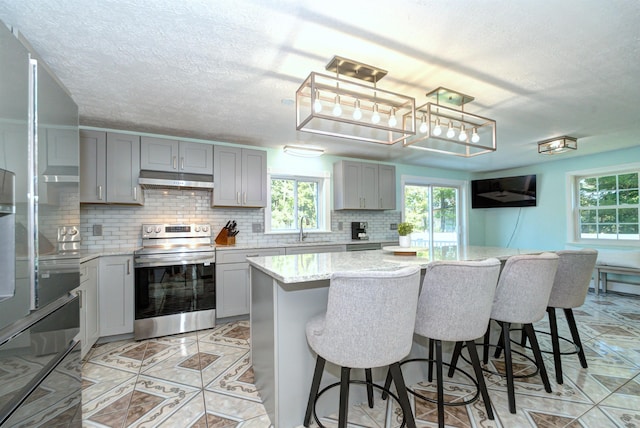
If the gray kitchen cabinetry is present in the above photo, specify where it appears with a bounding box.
[140,136,213,175]
[284,244,346,255]
[212,146,267,207]
[98,255,134,337]
[333,160,396,210]
[80,130,143,204]
[216,247,284,318]
[78,258,100,358]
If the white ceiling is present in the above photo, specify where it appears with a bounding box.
[1,0,639,172]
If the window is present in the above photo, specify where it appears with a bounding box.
[267,171,330,233]
[575,170,639,241]
[402,176,467,252]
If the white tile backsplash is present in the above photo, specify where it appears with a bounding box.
[80,189,401,252]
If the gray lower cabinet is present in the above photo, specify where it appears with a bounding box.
[98,255,134,337]
[78,258,99,358]
[216,248,284,318]
[284,244,347,255]
[80,130,143,204]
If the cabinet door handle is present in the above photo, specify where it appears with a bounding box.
[98,185,103,200]
[380,197,383,208]
[76,290,83,309]
[173,156,177,169]
[133,186,138,201]
[243,192,247,204]
[180,157,184,170]
[237,192,241,204]
[127,259,131,275]
[246,254,259,258]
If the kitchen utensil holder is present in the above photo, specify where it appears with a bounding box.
[215,228,236,246]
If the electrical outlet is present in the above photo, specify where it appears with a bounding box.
[252,223,263,233]
[338,222,343,231]
[93,224,103,236]
[390,223,398,230]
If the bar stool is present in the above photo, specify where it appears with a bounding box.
[537,249,598,384]
[452,253,559,414]
[384,258,501,428]
[303,266,421,428]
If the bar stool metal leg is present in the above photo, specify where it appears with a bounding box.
[339,367,351,428]
[388,361,417,428]
[547,307,564,384]
[304,356,326,427]
[523,323,552,393]
[365,368,374,408]
[565,308,588,368]
[465,339,494,420]
[501,322,517,414]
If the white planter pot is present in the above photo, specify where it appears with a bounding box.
[398,236,411,248]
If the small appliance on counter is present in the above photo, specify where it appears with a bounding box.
[351,221,369,240]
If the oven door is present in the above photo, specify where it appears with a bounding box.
[134,257,215,340]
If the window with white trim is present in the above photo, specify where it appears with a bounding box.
[572,168,639,242]
[266,171,330,233]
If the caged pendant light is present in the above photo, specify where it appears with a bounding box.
[402,87,497,157]
[296,56,416,145]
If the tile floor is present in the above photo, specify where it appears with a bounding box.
[81,291,640,427]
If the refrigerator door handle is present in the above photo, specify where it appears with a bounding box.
[27,57,38,311]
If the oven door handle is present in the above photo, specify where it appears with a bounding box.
[134,255,215,268]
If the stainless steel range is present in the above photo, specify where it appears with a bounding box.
[134,224,215,340]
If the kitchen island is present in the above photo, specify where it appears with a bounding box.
[248,246,538,427]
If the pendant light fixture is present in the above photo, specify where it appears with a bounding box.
[402,87,497,157]
[296,56,416,145]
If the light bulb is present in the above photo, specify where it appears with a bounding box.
[371,104,380,124]
[446,121,455,139]
[471,128,480,143]
[388,108,397,127]
[419,117,428,134]
[332,95,342,116]
[458,125,467,141]
[433,119,442,136]
[353,100,362,120]
[313,91,322,113]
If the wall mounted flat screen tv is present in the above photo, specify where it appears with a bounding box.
[471,174,537,208]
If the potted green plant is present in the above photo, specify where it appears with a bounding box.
[397,222,413,247]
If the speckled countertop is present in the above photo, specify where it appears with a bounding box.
[247,246,540,284]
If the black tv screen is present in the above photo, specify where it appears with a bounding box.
[471,174,537,208]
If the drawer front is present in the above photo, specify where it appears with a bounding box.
[216,248,285,264]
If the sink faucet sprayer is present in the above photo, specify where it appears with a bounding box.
[299,216,307,242]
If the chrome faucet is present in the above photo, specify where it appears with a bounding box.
[299,216,307,242]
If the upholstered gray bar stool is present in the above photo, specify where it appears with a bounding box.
[535,249,598,385]
[303,266,421,428]
[451,253,559,414]
[384,258,502,428]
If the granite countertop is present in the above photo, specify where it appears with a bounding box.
[215,239,396,251]
[247,246,539,284]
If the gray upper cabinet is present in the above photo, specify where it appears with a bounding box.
[378,164,396,210]
[80,130,143,204]
[80,130,107,203]
[213,146,266,207]
[334,160,396,210]
[333,161,396,210]
[140,137,213,175]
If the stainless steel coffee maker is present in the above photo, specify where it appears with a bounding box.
[351,222,369,240]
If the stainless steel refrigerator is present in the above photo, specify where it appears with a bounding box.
[0,22,81,426]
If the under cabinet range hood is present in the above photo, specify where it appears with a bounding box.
[138,170,214,190]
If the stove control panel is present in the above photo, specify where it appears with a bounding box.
[142,224,211,239]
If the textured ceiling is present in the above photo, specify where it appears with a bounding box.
[1,0,639,172]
